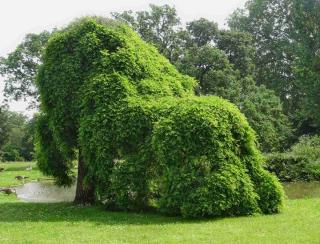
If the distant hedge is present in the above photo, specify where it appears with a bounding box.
[266,135,320,182]
[36,17,284,218]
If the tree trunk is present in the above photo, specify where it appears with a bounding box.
[74,150,95,204]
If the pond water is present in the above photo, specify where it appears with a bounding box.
[15,181,76,203]
[14,181,320,203]
[282,181,320,199]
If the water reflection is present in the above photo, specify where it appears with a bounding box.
[283,181,320,199]
[15,181,76,203]
[14,180,320,203]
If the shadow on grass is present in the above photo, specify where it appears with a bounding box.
[0,201,211,225]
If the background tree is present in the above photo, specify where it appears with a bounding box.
[0,110,35,161]
[0,105,9,150]
[290,0,320,133]
[228,0,295,108]
[216,30,255,77]
[0,31,51,108]
[176,45,246,99]
[177,44,292,152]
[240,85,293,152]
[184,18,218,47]
[112,4,182,62]
[228,0,320,137]
[20,116,36,161]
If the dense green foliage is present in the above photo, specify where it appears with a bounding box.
[1,4,294,153]
[291,0,320,132]
[0,105,9,149]
[114,5,292,153]
[229,0,320,136]
[0,109,35,162]
[36,17,284,217]
[19,116,36,161]
[240,85,293,152]
[35,114,74,185]
[177,44,292,152]
[266,135,320,181]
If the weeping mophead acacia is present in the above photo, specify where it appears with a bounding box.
[36,17,284,217]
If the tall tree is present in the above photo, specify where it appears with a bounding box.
[184,18,218,47]
[291,0,320,132]
[0,110,35,161]
[177,45,247,100]
[0,31,51,108]
[229,0,320,135]
[216,30,255,77]
[112,4,182,62]
[228,0,296,111]
[183,18,255,77]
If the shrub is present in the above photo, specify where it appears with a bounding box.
[152,100,260,217]
[240,85,293,153]
[151,97,283,217]
[0,144,23,162]
[265,135,320,181]
[37,17,284,218]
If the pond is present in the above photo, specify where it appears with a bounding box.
[282,181,320,199]
[15,181,76,203]
[14,181,320,203]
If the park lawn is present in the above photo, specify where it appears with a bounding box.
[0,162,320,243]
[0,162,43,187]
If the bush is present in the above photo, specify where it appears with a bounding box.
[265,135,320,181]
[37,17,284,218]
[0,144,23,162]
[152,100,259,217]
[240,85,293,153]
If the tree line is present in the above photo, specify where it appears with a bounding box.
[0,105,35,161]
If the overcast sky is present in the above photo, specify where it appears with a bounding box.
[0,0,247,117]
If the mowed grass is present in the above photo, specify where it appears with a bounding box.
[0,162,43,187]
[0,162,320,243]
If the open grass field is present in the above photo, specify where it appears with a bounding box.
[0,162,42,187]
[0,162,320,243]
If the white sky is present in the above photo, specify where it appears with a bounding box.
[0,0,247,117]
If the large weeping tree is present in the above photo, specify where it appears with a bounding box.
[34,19,117,203]
[35,17,284,217]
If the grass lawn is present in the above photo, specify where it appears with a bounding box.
[0,162,43,187]
[0,162,320,243]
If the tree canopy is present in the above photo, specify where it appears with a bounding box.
[0,31,51,108]
[113,5,292,152]
[0,4,295,153]
[0,108,34,162]
[229,0,320,136]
